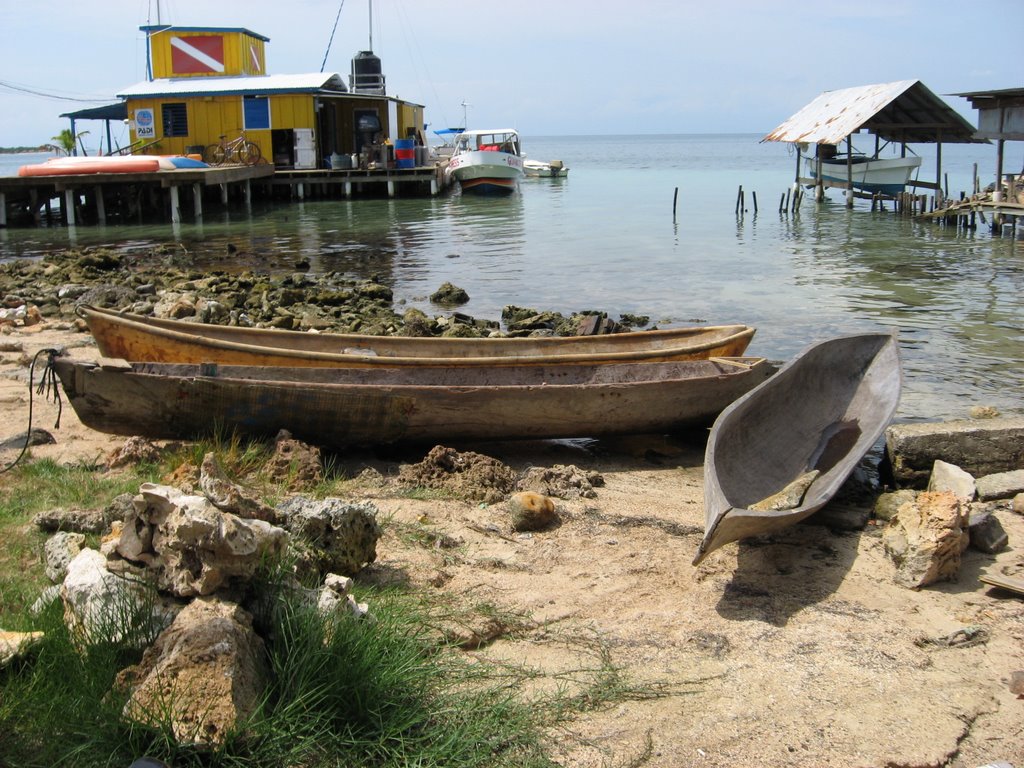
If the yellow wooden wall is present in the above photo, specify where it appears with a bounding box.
[126,93,314,159]
[149,30,266,78]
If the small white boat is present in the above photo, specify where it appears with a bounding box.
[806,155,922,195]
[524,158,569,178]
[446,128,525,194]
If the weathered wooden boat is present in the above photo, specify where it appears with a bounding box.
[78,305,756,369]
[692,333,901,565]
[51,355,775,448]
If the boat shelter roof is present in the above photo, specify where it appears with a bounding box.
[456,129,519,137]
[762,79,983,146]
[117,73,350,99]
[60,103,128,121]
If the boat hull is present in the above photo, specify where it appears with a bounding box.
[806,156,923,194]
[448,152,524,193]
[52,356,775,448]
[693,333,902,565]
[79,305,756,368]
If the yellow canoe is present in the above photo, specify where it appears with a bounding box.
[79,305,755,368]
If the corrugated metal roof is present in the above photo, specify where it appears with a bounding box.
[117,73,348,99]
[763,79,982,145]
[139,25,271,43]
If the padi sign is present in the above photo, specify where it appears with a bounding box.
[135,108,155,138]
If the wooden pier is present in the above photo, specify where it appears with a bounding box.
[0,161,453,228]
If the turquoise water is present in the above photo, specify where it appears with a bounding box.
[2,135,1021,421]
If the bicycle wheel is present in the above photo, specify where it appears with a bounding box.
[205,144,227,165]
[238,141,262,166]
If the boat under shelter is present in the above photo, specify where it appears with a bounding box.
[763,80,985,207]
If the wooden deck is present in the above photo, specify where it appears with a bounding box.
[0,160,453,228]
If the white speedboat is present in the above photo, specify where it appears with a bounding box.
[446,129,525,193]
[806,155,922,195]
[524,158,569,178]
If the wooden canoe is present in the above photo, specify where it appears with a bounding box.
[51,355,775,448]
[77,305,755,368]
[692,333,902,565]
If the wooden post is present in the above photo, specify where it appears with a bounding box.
[751,190,758,214]
[64,189,77,226]
[846,136,854,209]
[193,182,203,221]
[994,138,1005,227]
[779,192,786,213]
[169,185,181,224]
[735,186,743,216]
[94,185,106,225]
[672,187,678,221]
[935,132,943,207]
[794,144,801,185]
[973,163,979,195]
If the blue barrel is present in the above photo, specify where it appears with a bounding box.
[395,138,416,168]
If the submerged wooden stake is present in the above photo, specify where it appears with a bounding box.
[673,187,678,221]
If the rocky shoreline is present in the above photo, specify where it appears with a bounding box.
[2,245,1024,767]
[0,245,646,337]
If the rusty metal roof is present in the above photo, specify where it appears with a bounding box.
[763,79,982,146]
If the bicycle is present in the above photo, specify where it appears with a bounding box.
[204,131,261,166]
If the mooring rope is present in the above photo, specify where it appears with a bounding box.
[0,348,63,474]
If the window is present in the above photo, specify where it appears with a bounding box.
[161,102,188,137]
[243,96,270,130]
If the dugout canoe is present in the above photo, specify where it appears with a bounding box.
[77,305,755,368]
[692,333,901,565]
[50,355,774,448]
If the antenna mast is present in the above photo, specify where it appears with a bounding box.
[368,0,373,50]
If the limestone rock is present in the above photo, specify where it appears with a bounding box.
[927,460,976,501]
[108,436,163,468]
[262,430,323,490]
[508,491,558,532]
[967,509,1009,553]
[199,452,280,523]
[882,491,969,588]
[874,489,917,522]
[118,484,287,597]
[61,549,174,646]
[118,597,267,748]
[44,531,86,583]
[517,464,604,500]
[885,417,1024,487]
[0,630,44,668]
[278,496,381,577]
[396,445,517,504]
[1014,492,1024,515]
[318,573,372,621]
[751,470,819,511]
[975,469,1024,501]
[33,507,107,534]
[430,281,470,306]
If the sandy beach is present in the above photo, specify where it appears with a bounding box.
[1,320,1022,768]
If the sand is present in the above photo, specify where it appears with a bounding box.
[1,322,1021,768]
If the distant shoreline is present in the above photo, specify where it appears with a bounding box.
[0,146,50,155]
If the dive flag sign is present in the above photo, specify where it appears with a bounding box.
[170,36,226,74]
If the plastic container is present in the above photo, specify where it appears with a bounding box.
[395,138,415,168]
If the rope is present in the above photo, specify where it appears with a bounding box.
[0,349,63,474]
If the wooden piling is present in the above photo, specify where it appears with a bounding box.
[751,190,758,214]
[673,187,678,221]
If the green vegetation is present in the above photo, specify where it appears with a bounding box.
[0,446,678,767]
[0,145,50,154]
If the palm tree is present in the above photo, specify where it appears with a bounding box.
[50,128,90,156]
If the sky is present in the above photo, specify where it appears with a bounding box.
[1,0,1022,152]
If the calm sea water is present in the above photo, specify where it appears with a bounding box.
[1,135,1021,422]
